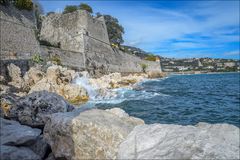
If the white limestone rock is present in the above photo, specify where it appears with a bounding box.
[44,108,144,160]
[117,123,240,159]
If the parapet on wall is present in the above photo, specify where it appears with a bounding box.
[0,5,41,60]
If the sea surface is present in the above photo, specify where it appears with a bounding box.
[82,73,240,127]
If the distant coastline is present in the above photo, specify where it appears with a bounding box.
[167,71,240,76]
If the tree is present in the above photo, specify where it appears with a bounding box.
[79,3,93,13]
[14,0,33,11]
[140,63,148,73]
[97,13,124,46]
[63,5,78,14]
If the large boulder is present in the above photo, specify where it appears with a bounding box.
[28,65,88,105]
[0,118,41,146]
[117,123,240,159]
[0,118,45,160]
[4,91,74,127]
[44,108,144,159]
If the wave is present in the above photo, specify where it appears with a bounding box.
[73,74,169,106]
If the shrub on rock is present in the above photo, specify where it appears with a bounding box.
[63,5,78,14]
[14,0,33,11]
[79,3,93,13]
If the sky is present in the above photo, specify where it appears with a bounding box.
[39,0,240,59]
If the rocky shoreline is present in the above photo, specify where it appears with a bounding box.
[1,63,239,160]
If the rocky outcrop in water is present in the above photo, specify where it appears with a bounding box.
[117,123,240,159]
[89,73,147,89]
[147,70,166,79]
[44,108,144,159]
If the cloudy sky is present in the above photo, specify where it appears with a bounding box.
[39,0,240,59]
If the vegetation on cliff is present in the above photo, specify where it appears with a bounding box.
[63,3,93,14]
[96,13,125,46]
[0,0,33,10]
[79,3,93,13]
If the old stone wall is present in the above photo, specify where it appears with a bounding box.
[40,10,162,74]
[1,6,162,76]
[0,5,41,60]
[40,46,85,70]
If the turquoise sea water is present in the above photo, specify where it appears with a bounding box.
[95,73,240,127]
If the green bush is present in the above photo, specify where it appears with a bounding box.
[46,11,55,16]
[144,55,157,61]
[31,54,43,64]
[63,5,78,14]
[14,0,33,11]
[140,63,148,73]
[50,55,61,65]
[79,3,93,13]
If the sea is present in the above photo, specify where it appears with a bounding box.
[79,73,240,127]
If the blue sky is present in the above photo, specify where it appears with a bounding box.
[39,0,240,59]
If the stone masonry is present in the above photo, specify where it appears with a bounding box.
[0,5,41,60]
[40,10,162,73]
[0,6,162,75]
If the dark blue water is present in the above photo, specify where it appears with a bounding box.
[96,73,240,127]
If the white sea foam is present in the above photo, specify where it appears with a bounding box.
[74,74,169,105]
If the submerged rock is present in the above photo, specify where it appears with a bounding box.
[117,123,240,159]
[44,108,144,159]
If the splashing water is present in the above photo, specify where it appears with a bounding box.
[73,73,167,109]
[73,74,97,99]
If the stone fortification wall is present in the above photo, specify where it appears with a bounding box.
[40,11,162,74]
[40,46,85,70]
[1,6,161,75]
[0,5,40,60]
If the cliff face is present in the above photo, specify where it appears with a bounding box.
[0,5,40,60]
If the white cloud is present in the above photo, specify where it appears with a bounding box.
[224,51,240,56]
[113,1,240,54]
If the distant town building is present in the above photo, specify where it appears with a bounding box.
[224,62,236,68]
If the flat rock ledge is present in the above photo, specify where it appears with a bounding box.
[117,123,240,159]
